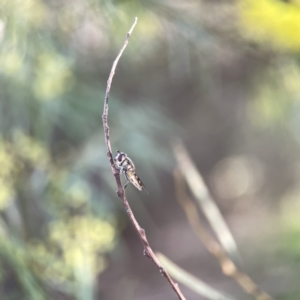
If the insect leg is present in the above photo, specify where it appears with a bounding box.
[123,172,131,190]
[118,165,126,174]
[123,182,130,190]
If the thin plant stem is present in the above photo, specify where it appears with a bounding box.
[102,17,186,300]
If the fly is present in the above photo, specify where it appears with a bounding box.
[114,150,148,193]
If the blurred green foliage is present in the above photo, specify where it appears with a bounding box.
[249,60,300,127]
[0,0,176,299]
[0,0,300,299]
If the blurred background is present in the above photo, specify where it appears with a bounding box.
[0,0,300,299]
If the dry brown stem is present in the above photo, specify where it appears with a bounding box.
[102,17,186,300]
[173,168,274,300]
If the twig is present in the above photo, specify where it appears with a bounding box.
[173,168,274,300]
[102,18,186,300]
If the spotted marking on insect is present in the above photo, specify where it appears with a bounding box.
[114,150,148,193]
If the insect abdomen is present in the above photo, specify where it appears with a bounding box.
[125,171,143,191]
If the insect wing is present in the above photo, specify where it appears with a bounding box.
[125,170,148,193]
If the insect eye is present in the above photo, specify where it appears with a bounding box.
[118,154,124,161]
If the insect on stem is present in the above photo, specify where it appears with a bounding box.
[114,150,149,193]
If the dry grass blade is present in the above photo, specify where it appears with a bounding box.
[172,139,241,266]
[173,168,274,300]
[156,252,237,300]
